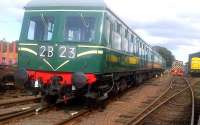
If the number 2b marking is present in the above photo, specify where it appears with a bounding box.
[40,46,46,57]
[39,46,54,57]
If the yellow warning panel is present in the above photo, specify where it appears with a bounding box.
[128,56,139,65]
[191,57,200,70]
[108,55,119,63]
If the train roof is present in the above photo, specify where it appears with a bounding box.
[189,52,200,57]
[26,0,107,9]
[25,0,164,60]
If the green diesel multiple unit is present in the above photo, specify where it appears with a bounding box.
[16,0,166,103]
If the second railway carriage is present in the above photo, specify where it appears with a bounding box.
[16,0,166,103]
[170,60,184,76]
[189,52,200,76]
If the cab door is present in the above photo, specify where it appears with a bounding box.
[104,16,113,73]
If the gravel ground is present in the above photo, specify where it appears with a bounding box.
[0,90,31,100]
[0,103,39,116]
[0,96,40,106]
[65,74,172,125]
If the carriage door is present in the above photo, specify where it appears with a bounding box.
[104,16,113,70]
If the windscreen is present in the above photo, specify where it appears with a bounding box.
[27,15,55,41]
[64,15,96,42]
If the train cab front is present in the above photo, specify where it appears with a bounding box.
[16,7,105,103]
[15,69,97,103]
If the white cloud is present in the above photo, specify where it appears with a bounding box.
[0,0,199,62]
[104,0,200,62]
[173,41,200,63]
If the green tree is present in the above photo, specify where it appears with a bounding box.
[153,46,175,68]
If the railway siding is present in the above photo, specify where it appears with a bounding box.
[2,75,199,125]
[193,80,200,124]
[63,74,172,125]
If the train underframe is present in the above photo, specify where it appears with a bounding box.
[0,66,16,92]
[15,69,164,104]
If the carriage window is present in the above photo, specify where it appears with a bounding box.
[117,23,121,33]
[112,32,121,50]
[27,16,55,41]
[131,35,136,53]
[128,41,134,53]
[140,42,142,48]
[64,16,96,42]
[125,29,128,38]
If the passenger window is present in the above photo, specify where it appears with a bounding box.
[131,35,136,54]
[122,38,128,52]
[117,23,121,34]
[140,42,142,48]
[112,32,121,50]
[125,29,128,38]
[121,28,128,52]
[112,21,122,50]
[128,35,134,53]
[135,38,139,55]
[27,16,55,41]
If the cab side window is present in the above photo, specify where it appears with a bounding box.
[104,17,111,47]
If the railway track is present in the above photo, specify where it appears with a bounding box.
[0,96,42,124]
[121,77,194,125]
[2,76,169,125]
[54,109,90,125]
[2,101,90,125]
[0,102,61,125]
[2,76,194,125]
[0,96,41,107]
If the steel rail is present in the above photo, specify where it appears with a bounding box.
[0,102,56,123]
[125,78,175,125]
[126,77,193,125]
[184,78,195,125]
[0,105,39,122]
[55,77,188,125]
[54,109,90,125]
[0,96,41,107]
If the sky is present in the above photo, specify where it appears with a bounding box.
[0,0,200,62]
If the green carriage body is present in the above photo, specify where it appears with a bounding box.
[16,0,166,102]
[18,1,164,75]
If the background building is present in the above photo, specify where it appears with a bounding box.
[0,41,17,65]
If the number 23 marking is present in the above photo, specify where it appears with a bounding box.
[39,46,76,58]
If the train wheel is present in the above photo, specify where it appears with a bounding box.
[44,95,59,104]
[119,79,128,92]
[111,81,120,96]
[135,74,143,86]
